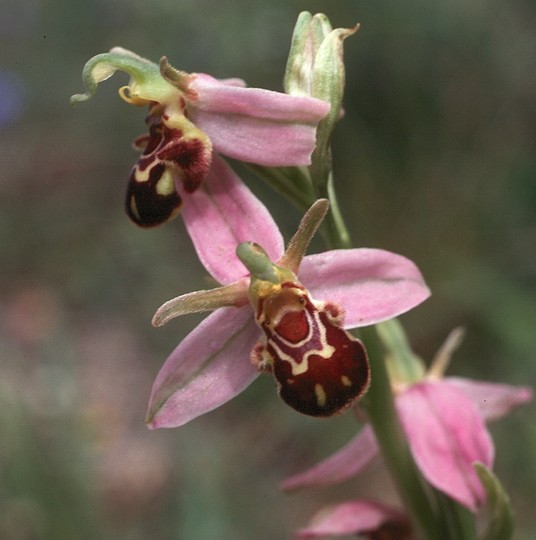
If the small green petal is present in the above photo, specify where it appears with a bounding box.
[152,281,249,327]
[159,56,193,93]
[278,198,329,273]
[236,243,280,284]
[70,47,177,106]
[428,327,466,379]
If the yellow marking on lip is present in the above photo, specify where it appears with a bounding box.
[134,165,151,183]
[156,168,175,195]
[315,384,327,408]
[129,195,140,220]
[341,375,352,387]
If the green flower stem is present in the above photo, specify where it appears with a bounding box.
[317,173,352,249]
[309,144,352,250]
[359,325,442,540]
[435,490,477,540]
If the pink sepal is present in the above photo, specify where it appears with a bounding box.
[181,155,284,285]
[281,426,378,492]
[396,381,494,511]
[146,306,260,429]
[299,249,431,328]
[188,74,330,166]
[444,377,533,422]
[296,499,407,538]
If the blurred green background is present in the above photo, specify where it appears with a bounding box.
[1,0,535,538]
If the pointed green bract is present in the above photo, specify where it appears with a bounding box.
[376,318,426,385]
[475,463,514,540]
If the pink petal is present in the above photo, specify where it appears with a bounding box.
[299,249,430,328]
[296,500,407,538]
[181,155,284,284]
[146,306,260,429]
[281,425,378,491]
[210,77,247,88]
[190,74,329,121]
[444,377,533,422]
[188,74,330,166]
[396,381,494,511]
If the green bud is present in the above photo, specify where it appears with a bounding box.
[284,13,358,149]
[312,23,358,151]
[284,13,358,194]
[284,12,332,97]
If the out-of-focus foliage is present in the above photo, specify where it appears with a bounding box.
[1,0,534,538]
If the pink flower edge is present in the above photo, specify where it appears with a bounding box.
[300,249,431,328]
[188,74,330,166]
[146,307,260,429]
[397,381,494,511]
[281,425,378,491]
[296,499,408,538]
[181,155,284,285]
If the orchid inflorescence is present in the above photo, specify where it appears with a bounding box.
[72,10,531,540]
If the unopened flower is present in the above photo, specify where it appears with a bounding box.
[71,47,330,227]
[145,197,430,428]
[285,11,357,160]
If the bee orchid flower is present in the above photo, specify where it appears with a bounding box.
[145,195,431,428]
[71,47,330,227]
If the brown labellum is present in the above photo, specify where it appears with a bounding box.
[125,111,210,227]
[125,162,183,227]
[251,282,370,417]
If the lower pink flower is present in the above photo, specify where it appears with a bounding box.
[283,374,532,516]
